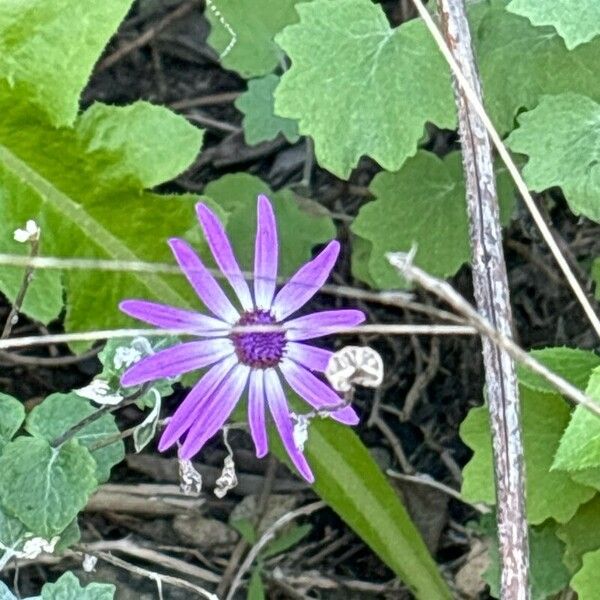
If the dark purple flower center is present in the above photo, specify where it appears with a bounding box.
[231,310,286,369]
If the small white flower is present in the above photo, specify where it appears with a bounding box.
[76,379,124,406]
[13,220,41,243]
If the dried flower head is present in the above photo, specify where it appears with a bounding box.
[119,195,365,482]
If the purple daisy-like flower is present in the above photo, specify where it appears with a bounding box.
[119,195,365,482]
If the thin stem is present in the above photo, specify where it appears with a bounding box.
[1,238,39,340]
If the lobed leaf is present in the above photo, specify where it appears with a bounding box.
[506,93,600,223]
[507,0,600,49]
[571,548,600,600]
[275,0,455,178]
[41,572,115,600]
[557,495,600,572]
[235,75,300,145]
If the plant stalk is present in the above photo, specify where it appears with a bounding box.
[434,1,530,597]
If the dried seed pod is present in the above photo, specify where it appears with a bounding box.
[325,346,384,393]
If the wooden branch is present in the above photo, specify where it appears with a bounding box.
[433,1,529,597]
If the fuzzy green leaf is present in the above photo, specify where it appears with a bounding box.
[272,418,452,599]
[0,437,97,538]
[235,75,300,145]
[351,151,515,289]
[206,0,300,77]
[461,387,595,523]
[26,393,125,484]
[507,93,600,222]
[0,98,204,338]
[275,0,455,178]
[517,347,600,394]
[0,0,133,126]
[41,572,115,600]
[0,393,25,452]
[571,548,600,600]
[507,0,600,49]
[203,173,336,277]
[557,495,600,572]
[553,367,600,472]
[477,3,600,134]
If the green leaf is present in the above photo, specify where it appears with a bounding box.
[203,173,336,277]
[230,518,256,544]
[517,347,600,394]
[26,393,124,483]
[77,102,204,188]
[506,93,600,222]
[351,151,515,289]
[0,582,16,600]
[571,548,600,600]
[0,505,26,549]
[460,387,595,523]
[479,515,570,599]
[0,437,97,538]
[477,3,600,134]
[507,0,600,49]
[278,418,452,599]
[262,524,312,558]
[557,495,600,572]
[553,367,600,472]
[41,572,115,600]
[0,98,204,337]
[235,75,300,145]
[0,393,25,452]
[206,0,300,77]
[247,569,265,600]
[275,0,455,178]
[0,0,134,126]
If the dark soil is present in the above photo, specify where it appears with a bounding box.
[2,1,599,599]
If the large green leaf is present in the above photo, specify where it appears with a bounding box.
[206,0,300,77]
[0,97,204,336]
[571,548,600,600]
[506,93,600,222]
[275,0,455,178]
[477,3,600,134]
[507,0,600,49]
[41,572,115,600]
[203,173,335,278]
[273,418,452,599]
[0,437,97,538]
[26,393,125,484]
[0,0,134,126]
[461,387,595,523]
[557,495,600,572]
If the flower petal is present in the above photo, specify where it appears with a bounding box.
[285,342,333,372]
[254,195,278,309]
[121,339,234,387]
[264,368,314,483]
[179,364,250,459]
[119,299,230,337]
[279,358,359,425]
[169,238,239,323]
[158,355,238,451]
[271,240,339,320]
[196,203,253,311]
[285,309,365,341]
[248,369,267,457]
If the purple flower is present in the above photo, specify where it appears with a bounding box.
[120,195,365,482]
